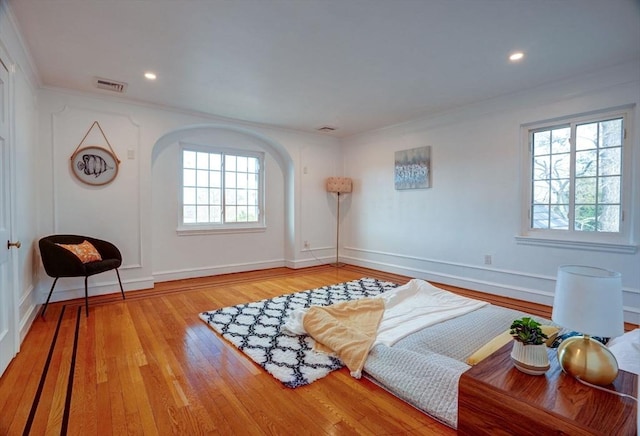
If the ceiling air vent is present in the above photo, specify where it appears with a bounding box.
[94,77,127,93]
[317,126,337,133]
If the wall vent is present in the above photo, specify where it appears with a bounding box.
[94,77,127,93]
[317,126,337,132]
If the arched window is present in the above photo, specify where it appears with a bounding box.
[180,142,265,232]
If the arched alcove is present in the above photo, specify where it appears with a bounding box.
[150,124,295,280]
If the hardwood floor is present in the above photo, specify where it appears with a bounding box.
[1,265,634,435]
[2,265,454,435]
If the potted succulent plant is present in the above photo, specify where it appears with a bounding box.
[509,317,550,375]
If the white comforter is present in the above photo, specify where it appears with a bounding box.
[283,279,488,347]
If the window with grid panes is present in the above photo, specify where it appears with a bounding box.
[181,145,264,229]
[527,110,629,240]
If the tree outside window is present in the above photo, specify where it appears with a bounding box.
[181,146,263,228]
[529,114,624,235]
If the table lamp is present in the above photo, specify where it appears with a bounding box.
[326,177,352,267]
[552,265,624,386]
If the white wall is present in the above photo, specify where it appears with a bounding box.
[36,88,343,303]
[151,127,286,280]
[341,61,640,324]
[6,0,638,342]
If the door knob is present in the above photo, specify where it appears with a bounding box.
[7,240,21,249]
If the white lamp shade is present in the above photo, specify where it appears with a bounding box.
[326,177,352,194]
[552,265,624,338]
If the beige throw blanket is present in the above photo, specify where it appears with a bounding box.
[303,298,385,378]
[288,279,489,379]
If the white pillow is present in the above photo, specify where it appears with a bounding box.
[607,328,640,375]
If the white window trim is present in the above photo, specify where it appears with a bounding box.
[517,106,637,253]
[176,225,267,236]
[514,235,636,254]
[178,142,266,235]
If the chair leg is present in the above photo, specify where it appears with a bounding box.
[116,268,125,300]
[84,276,89,317]
[40,277,59,319]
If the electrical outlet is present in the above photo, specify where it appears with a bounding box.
[484,254,492,265]
[304,240,310,249]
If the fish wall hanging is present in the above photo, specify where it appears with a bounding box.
[70,121,121,186]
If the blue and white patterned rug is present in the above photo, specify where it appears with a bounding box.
[199,277,398,388]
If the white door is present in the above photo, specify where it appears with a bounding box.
[0,57,16,377]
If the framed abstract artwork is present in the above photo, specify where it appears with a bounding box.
[394,146,431,190]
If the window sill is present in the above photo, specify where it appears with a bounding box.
[177,225,267,236]
[515,235,637,254]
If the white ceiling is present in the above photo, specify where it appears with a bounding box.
[8,0,640,137]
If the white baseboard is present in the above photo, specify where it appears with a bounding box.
[154,255,340,281]
[286,255,334,269]
[343,254,640,325]
[37,276,155,303]
[18,284,39,345]
[152,259,285,283]
[30,252,639,327]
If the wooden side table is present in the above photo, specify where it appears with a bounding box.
[458,342,637,435]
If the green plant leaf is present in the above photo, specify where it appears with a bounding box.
[510,317,548,345]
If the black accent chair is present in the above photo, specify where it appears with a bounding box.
[39,235,125,317]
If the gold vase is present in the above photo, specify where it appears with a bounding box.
[557,335,618,385]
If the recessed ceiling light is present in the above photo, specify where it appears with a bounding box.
[144,72,157,80]
[509,52,524,62]
[317,126,337,132]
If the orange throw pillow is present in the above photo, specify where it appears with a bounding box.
[56,240,102,263]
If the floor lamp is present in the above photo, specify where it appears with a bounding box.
[326,177,352,267]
